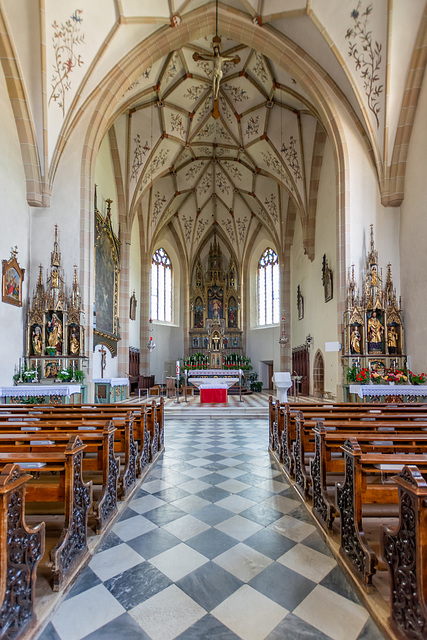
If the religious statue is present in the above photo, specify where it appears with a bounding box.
[193,44,240,116]
[350,325,361,354]
[387,325,398,354]
[46,312,62,352]
[69,325,80,356]
[367,311,384,353]
[31,325,42,356]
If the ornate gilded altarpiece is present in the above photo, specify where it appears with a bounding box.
[189,237,242,368]
[26,226,85,379]
[94,196,121,356]
[343,225,405,375]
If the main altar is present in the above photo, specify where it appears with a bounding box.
[189,236,243,368]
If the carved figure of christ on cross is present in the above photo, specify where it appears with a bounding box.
[193,45,240,118]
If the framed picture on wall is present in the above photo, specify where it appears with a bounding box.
[2,248,24,307]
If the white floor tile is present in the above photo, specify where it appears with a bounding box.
[143,479,173,493]
[277,543,336,582]
[293,584,369,640]
[215,514,262,541]
[179,479,212,493]
[214,542,273,582]
[262,495,301,514]
[52,584,125,640]
[129,584,205,640]
[255,479,290,493]
[129,494,165,514]
[89,543,144,581]
[150,542,208,581]
[219,468,247,478]
[162,514,210,541]
[216,479,251,493]
[112,514,157,542]
[182,468,212,479]
[215,495,256,514]
[171,494,211,513]
[211,584,288,640]
[268,515,316,542]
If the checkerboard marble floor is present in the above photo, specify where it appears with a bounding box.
[37,419,385,640]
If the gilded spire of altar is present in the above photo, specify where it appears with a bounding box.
[51,224,61,269]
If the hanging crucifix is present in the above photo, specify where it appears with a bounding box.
[193,36,240,119]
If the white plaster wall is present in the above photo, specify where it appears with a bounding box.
[246,232,281,387]
[0,65,31,385]
[148,230,184,385]
[290,140,338,396]
[94,135,119,231]
[400,72,427,372]
[129,215,141,348]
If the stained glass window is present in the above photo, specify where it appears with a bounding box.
[151,248,172,322]
[258,248,279,325]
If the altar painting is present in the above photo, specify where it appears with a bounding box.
[208,285,223,319]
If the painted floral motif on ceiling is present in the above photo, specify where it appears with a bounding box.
[261,150,291,188]
[252,53,269,85]
[223,84,249,103]
[281,136,302,181]
[216,171,230,195]
[131,134,150,181]
[151,190,167,226]
[185,161,205,182]
[141,148,170,189]
[222,162,242,182]
[163,53,180,85]
[236,216,248,242]
[264,194,278,224]
[49,10,84,116]
[124,67,151,97]
[245,116,260,138]
[195,122,230,142]
[181,215,194,242]
[198,172,212,195]
[183,85,209,101]
[196,217,210,241]
[195,96,213,122]
[221,218,235,244]
[219,96,234,125]
[170,112,187,139]
[345,2,383,128]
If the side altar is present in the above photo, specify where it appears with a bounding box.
[13,227,88,402]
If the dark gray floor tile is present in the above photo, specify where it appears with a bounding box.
[201,472,231,485]
[95,530,123,553]
[265,612,333,640]
[196,486,233,502]
[235,474,270,489]
[249,562,316,611]
[319,566,361,605]
[36,622,61,640]
[289,504,316,524]
[143,504,187,526]
[104,561,172,609]
[357,618,386,639]
[186,527,237,559]
[152,487,190,502]
[301,531,334,558]
[244,528,297,560]
[177,562,243,611]
[65,567,102,600]
[195,504,233,526]
[240,504,283,527]
[127,527,180,559]
[119,507,140,522]
[81,612,151,639]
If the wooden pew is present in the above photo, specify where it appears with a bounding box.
[0,435,93,590]
[291,414,427,498]
[309,422,427,531]
[381,465,427,640]
[0,464,45,640]
[0,422,119,534]
[335,437,427,587]
[0,414,139,499]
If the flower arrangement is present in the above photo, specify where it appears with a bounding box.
[382,369,407,384]
[22,369,37,382]
[355,368,369,384]
[346,365,359,383]
[370,370,383,384]
[408,371,426,385]
[57,369,72,382]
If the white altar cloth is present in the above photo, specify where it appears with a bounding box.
[189,378,239,390]
[349,384,427,399]
[93,378,129,387]
[0,384,82,398]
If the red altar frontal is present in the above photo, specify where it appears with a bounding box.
[200,388,227,403]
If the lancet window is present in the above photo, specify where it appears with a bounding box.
[258,247,279,326]
[151,248,172,322]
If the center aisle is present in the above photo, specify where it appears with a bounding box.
[39,418,384,640]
